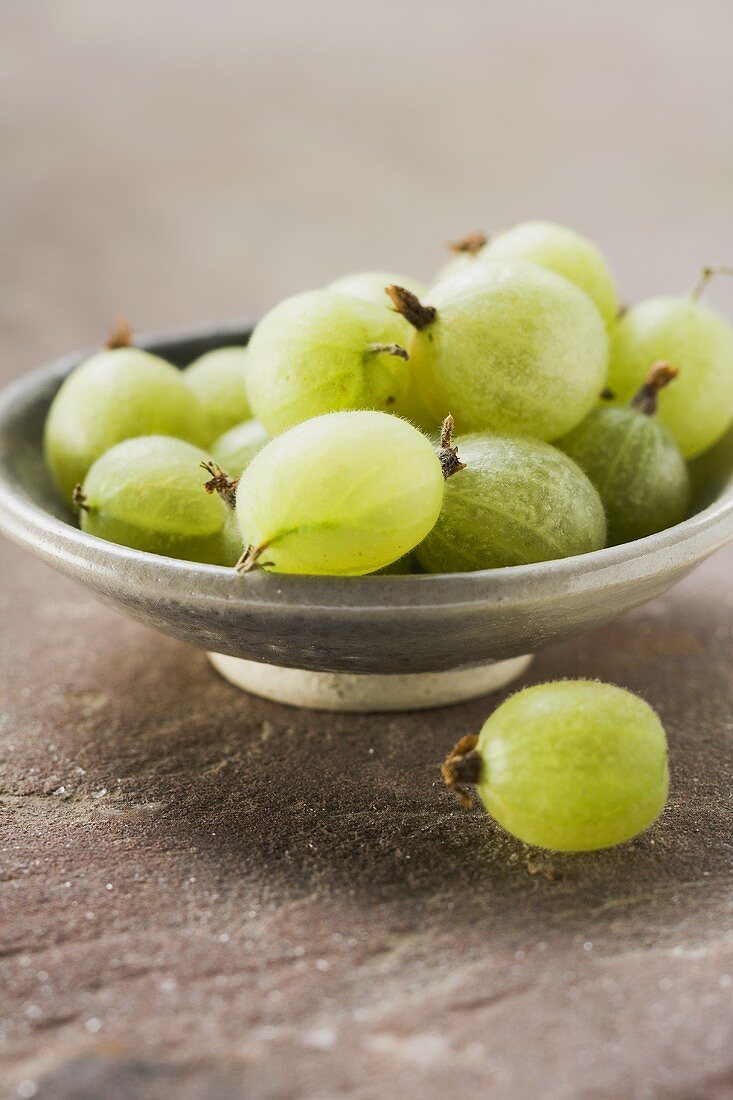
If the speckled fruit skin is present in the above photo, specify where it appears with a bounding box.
[416,434,606,572]
[183,347,251,443]
[329,271,428,308]
[609,297,733,459]
[80,436,228,564]
[412,261,609,440]
[475,681,670,851]
[210,419,269,478]
[435,222,618,324]
[235,411,444,576]
[558,406,690,546]
[245,290,411,436]
[44,348,208,501]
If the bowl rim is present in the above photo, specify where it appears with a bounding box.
[0,321,732,614]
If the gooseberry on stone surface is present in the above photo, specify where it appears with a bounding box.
[441,681,669,851]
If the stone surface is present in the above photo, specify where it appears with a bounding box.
[1,3,733,1098]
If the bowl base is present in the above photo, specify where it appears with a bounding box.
[207,652,534,712]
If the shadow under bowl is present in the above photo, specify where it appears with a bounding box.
[0,323,732,709]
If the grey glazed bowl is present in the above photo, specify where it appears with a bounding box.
[1,323,732,704]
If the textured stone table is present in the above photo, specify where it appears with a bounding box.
[1,3,733,1097]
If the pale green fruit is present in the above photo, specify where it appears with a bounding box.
[328,273,434,428]
[79,436,229,564]
[434,223,618,323]
[483,222,618,323]
[557,406,689,545]
[371,551,417,575]
[329,271,428,308]
[395,261,609,440]
[416,434,605,572]
[466,681,669,851]
[609,296,733,458]
[219,506,244,567]
[245,290,411,436]
[235,411,444,575]
[210,419,269,477]
[45,347,208,501]
[183,346,251,442]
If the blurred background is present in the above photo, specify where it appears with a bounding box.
[2,0,733,380]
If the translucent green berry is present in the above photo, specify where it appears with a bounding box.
[416,433,606,572]
[183,346,251,442]
[45,327,207,501]
[442,681,669,851]
[78,436,229,564]
[235,411,445,576]
[245,290,411,436]
[210,419,269,477]
[558,364,690,544]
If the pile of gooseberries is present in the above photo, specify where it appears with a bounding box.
[41,222,731,851]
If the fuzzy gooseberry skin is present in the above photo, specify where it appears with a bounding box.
[483,221,618,324]
[44,348,208,501]
[183,347,251,443]
[80,436,228,565]
[416,434,606,572]
[244,290,411,436]
[210,419,269,478]
[235,411,444,576]
[413,261,609,440]
[435,222,618,324]
[608,297,733,459]
[329,271,428,309]
[474,681,669,851]
[557,406,690,546]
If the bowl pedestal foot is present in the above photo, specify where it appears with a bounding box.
[207,652,533,712]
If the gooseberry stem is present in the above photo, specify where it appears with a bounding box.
[447,231,488,256]
[105,317,133,349]
[437,414,466,479]
[201,460,239,509]
[235,541,270,573]
[365,342,409,361]
[441,734,482,808]
[600,386,616,401]
[71,484,89,514]
[630,361,679,416]
[690,265,733,302]
[386,285,437,331]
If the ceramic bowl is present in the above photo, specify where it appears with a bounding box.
[1,324,732,711]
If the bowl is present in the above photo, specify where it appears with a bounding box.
[1,323,732,711]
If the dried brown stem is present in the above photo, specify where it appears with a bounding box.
[447,231,488,256]
[437,414,466,480]
[366,342,409,361]
[71,484,89,514]
[235,542,269,574]
[105,317,133,349]
[690,265,733,302]
[201,460,239,509]
[630,361,679,416]
[386,285,437,331]
[441,734,482,808]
